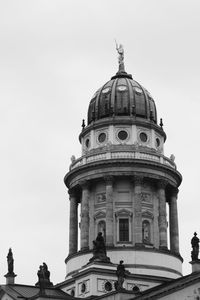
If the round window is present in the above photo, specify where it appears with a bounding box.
[85,138,90,148]
[156,138,160,148]
[132,286,140,293]
[118,130,128,141]
[104,281,112,291]
[139,132,148,143]
[81,283,86,293]
[98,132,106,143]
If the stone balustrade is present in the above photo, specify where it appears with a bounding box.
[70,150,176,171]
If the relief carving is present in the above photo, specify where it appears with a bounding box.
[96,192,106,203]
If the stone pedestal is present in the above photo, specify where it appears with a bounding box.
[4,273,16,285]
[190,260,200,273]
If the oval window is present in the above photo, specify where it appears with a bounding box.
[139,132,148,143]
[135,87,143,94]
[81,283,86,293]
[118,130,128,141]
[104,281,112,291]
[85,138,90,148]
[98,132,106,143]
[156,138,160,147]
[102,87,110,94]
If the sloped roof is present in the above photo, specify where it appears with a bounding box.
[132,271,200,299]
[0,284,74,300]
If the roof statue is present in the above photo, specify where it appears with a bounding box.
[115,41,125,73]
[4,248,17,284]
[191,232,199,261]
[35,262,53,288]
[7,248,14,275]
[89,232,110,263]
[115,260,126,291]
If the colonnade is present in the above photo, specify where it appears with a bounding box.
[68,178,179,256]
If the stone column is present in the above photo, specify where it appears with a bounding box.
[68,190,78,255]
[134,176,143,245]
[169,188,179,254]
[80,181,90,250]
[105,176,114,247]
[158,180,168,249]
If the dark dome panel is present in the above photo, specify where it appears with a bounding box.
[87,72,157,125]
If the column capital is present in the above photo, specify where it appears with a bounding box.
[104,175,114,185]
[157,179,168,189]
[79,180,90,189]
[68,189,76,197]
[171,187,179,198]
[133,175,143,186]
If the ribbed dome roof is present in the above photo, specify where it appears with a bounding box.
[87,71,157,125]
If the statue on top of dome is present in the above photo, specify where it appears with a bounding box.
[115,41,125,72]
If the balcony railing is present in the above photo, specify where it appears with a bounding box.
[69,149,176,171]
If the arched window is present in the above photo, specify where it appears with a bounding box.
[98,220,106,240]
[142,220,151,244]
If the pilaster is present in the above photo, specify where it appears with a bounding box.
[105,176,114,247]
[68,190,78,255]
[134,176,143,245]
[158,180,168,249]
[169,188,179,254]
[80,181,90,250]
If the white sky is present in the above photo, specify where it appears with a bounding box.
[0,0,200,285]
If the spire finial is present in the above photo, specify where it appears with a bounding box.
[115,40,125,73]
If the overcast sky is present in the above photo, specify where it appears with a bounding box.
[0,0,200,285]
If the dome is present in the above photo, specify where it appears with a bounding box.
[87,71,157,125]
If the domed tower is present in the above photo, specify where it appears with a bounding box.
[61,47,182,297]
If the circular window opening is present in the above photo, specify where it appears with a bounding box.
[105,281,112,292]
[139,132,148,143]
[118,130,128,141]
[132,286,140,293]
[81,283,86,293]
[98,132,106,143]
[156,138,160,147]
[85,138,90,148]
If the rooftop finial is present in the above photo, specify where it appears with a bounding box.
[115,40,125,73]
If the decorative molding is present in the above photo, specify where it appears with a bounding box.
[94,211,106,220]
[115,209,133,218]
[142,210,154,220]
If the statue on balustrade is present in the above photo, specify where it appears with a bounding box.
[191,232,199,261]
[115,260,128,291]
[90,232,110,263]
